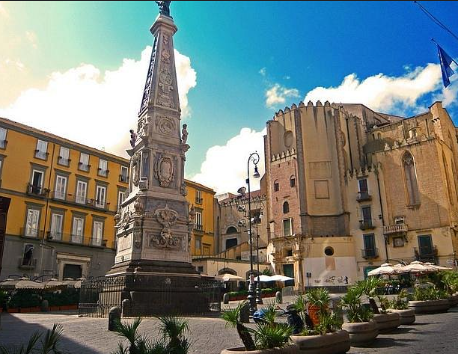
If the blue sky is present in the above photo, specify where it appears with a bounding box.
[1,1,457,193]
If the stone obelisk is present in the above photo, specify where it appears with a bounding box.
[107,2,206,316]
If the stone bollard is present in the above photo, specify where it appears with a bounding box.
[240,302,250,323]
[108,306,121,331]
[223,293,229,304]
[275,291,282,304]
[41,300,49,312]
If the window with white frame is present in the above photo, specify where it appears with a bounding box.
[0,127,7,148]
[92,220,103,246]
[98,159,108,177]
[58,147,70,166]
[195,211,202,230]
[54,175,67,200]
[120,166,129,183]
[117,190,126,210]
[29,169,44,195]
[72,217,84,243]
[35,140,48,160]
[196,190,202,204]
[95,185,106,208]
[283,218,293,236]
[25,209,40,237]
[79,153,90,171]
[75,180,87,204]
[50,213,63,240]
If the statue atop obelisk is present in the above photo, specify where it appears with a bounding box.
[107,2,205,316]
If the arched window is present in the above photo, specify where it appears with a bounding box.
[283,201,289,214]
[226,226,238,234]
[403,152,420,206]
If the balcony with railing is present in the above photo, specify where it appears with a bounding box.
[194,224,203,232]
[414,246,438,263]
[195,197,203,204]
[78,162,90,172]
[57,156,70,167]
[34,149,49,160]
[383,223,408,235]
[361,248,379,259]
[119,174,129,183]
[18,257,37,270]
[359,219,375,230]
[51,191,66,201]
[46,231,112,248]
[26,183,49,197]
[356,191,372,202]
[98,168,109,177]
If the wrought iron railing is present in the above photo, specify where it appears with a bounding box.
[361,248,379,259]
[383,224,408,235]
[356,191,372,202]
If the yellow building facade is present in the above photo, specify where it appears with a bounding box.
[0,116,217,280]
[185,180,216,256]
[0,117,129,280]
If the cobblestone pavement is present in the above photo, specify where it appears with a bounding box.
[1,307,457,354]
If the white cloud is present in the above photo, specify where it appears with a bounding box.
[0,2,9,18]
[192,127,266,194]
[2,59,25,72]
[0,46,196,157]
[259,67,266,76]
[265,83,300,108]
[304,63,444,114]
[25,31,37,49]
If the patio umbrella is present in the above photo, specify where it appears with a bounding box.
[367,263,400,276]
[423,262,453,271]
[15,277,44,289]
[216,274,244,282]
[250,275,274,282]
[270,275,294,282]
[0,278,20,290]
[44,278,66,289]
[402,261,431,273]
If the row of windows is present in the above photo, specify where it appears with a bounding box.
[29,168,126,210]
[24,207,107,247]
[0,127,128,180]
[273,176,296,192]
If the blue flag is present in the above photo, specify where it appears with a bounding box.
[437,45,455,88]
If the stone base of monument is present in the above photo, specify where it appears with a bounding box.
[106,260,219,317]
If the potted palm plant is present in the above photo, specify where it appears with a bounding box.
[441,271,458,307]
[221,302,296,353]
[387,289,415,325]
[408,284,450,314]
[357,278,400,333]
[290,289,350,354]
[340,286,378,346]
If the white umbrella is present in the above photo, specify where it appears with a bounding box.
[216,274,244,282]
[424,262,453,271]
[0,278,19,289]
[270,275,294,282]
[402,261,431,273]
[250,275,274,282]
[44,278,66,289]
[15,277,44,289]
[367,263,400,276]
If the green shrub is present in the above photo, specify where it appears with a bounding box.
[340,286,373,323]
[7,290,40,309]
[389,289,409,310]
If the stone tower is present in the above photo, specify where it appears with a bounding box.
[107,2,208,316]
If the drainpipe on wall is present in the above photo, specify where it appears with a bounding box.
[375,165,389,262]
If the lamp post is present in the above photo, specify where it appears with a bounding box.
[254,222,263,305]
[246,152,260,315]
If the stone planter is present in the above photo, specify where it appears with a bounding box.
[221,346,298,354]
[291,330,350,354]
[408,299,450,314]
[372,313,400,333]
[341,321,378,346]
[448,294,458,307]
[387,309,415,325]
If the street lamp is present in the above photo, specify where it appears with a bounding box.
[254,216,263,305]
[245,152,261,315]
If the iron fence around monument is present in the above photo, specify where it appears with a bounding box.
[78,275,222,318]
[78,276,126,318]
